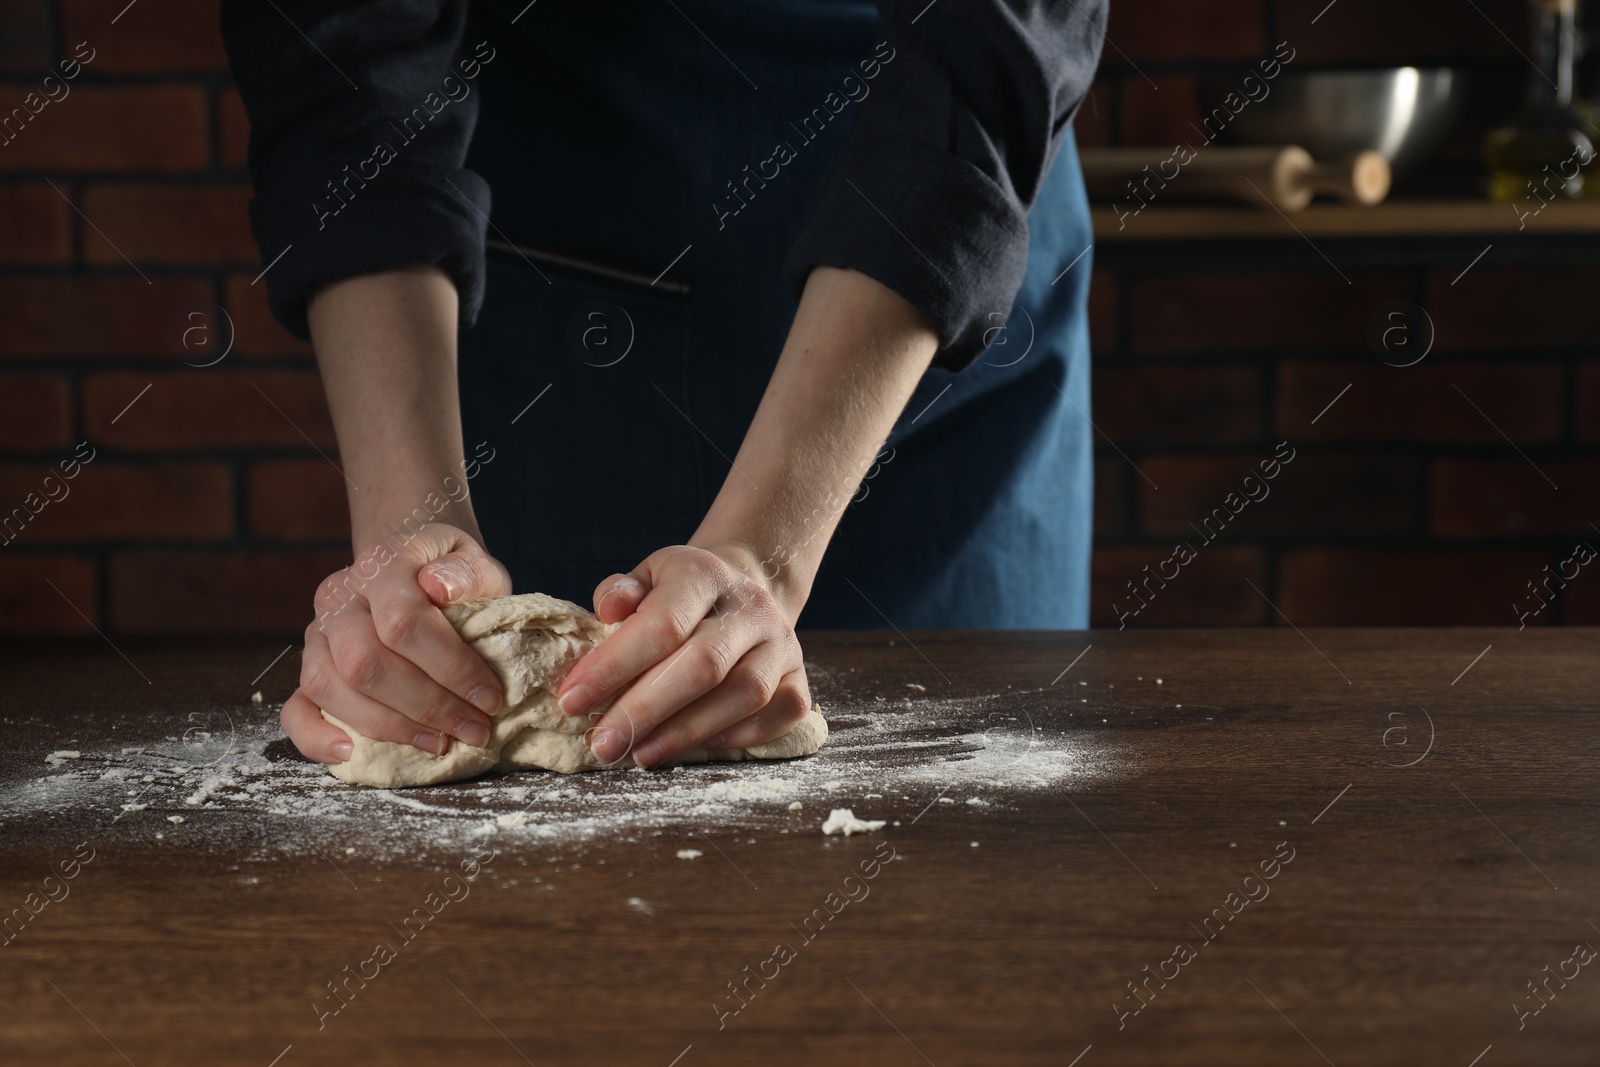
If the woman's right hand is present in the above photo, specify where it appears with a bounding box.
[281,522,514,763]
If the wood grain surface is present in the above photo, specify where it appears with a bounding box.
[1090,198,1600,240]
[2,628,1596,1066]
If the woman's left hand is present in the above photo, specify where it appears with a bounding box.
[555,542,811,768]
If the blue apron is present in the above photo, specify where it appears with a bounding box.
[457,0,1093,629]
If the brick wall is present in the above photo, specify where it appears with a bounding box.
[0,0,337,635]
[1085,2,1599,628]
[0,0,1586,634]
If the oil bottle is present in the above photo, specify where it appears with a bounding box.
[1484,0,1594,203]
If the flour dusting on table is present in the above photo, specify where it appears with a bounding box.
[1,671,1115,867]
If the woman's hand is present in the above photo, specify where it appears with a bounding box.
[281,523,513,763]
[556,542,811,769]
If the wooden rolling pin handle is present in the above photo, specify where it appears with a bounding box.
[1078,145,1392,212]
[1297,150,1392,206]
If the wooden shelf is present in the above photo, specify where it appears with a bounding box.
[1091,198,1600,241]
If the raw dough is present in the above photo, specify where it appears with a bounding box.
[820,807,885,836]
[323,592,828,788]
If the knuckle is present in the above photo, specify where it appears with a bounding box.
[682,644,730,691]
[641,610,691,658]
[738,663,779,709]
[773,675,810,721]
[332,640,384,694]
[371,598,420,648]
[300,657,337,703]
[312,571,355,615]
[742,581,779,617]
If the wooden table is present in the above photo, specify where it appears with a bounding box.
[2,629,1596,1066]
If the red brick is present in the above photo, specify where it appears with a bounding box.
[0,183,70,263]
[0,3,50,73]
[217,87,249,168]
[1579,361,1600,443]
[248,460,351,542]
[1280,0,1524,64]
[1088,267,1117,353]
[224,274,312,358]
[1428,266,1600,351]
[1278,362,1562,442]
[1119,75,1203,147]
[0,461,232,543]
[1095,364,1260,442]
[0,85,207,171]
[1431,460,1600,538]
[81,184,256,266]
[1094,458,1128,537]
[1130,271,1410,352]
[1278,549,1546,625]
[1075,81,1110,150]
[1091,545,1265,626]
[1106,0,1265,64]
[0,372,72,451]
[0,277,211,357]
[0,553,97,634]
[109,549,349,633]
[1142,453,1419,536]
[63,0,228,74]
[83,371,337,451]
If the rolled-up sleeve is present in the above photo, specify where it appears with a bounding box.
[784,0,1106,372]
[220,0,491,340]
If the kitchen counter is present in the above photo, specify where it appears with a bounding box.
[1,628,1596,1066]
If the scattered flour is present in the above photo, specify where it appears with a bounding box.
[185,775,237,806]
[45,751,81,765]
[3,674,1114,866]
[705,778,796,802]
[676,849,703,860]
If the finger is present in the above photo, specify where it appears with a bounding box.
[586,602,767,764]
[558,566,720,717]
[592,572,648,624]
[581,711,642,771]
[281,687,358,764]
[627,656,800,768]
[364,579,504,717]
[418,549,513,608]
[702,669,813,750]
[322,601,494,747]
[300,622,456,756]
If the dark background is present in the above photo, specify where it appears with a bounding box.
[0,0,1592,634]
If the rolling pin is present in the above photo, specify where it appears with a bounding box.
[1080,145,1391,212]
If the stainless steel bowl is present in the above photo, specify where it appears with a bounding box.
[1211,68,1464,176]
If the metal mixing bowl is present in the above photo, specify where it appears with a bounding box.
[1209,67,1464,176]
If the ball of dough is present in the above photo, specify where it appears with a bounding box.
[321,592,827,788]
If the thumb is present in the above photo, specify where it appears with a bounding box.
[418,551,513,607]
[593,572,648,624]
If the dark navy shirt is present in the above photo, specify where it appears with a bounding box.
[220,0,1106,372]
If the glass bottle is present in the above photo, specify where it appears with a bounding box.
[1484,0,1594,202]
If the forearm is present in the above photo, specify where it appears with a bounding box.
[306,265,483,550]
[691,266,940,619]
